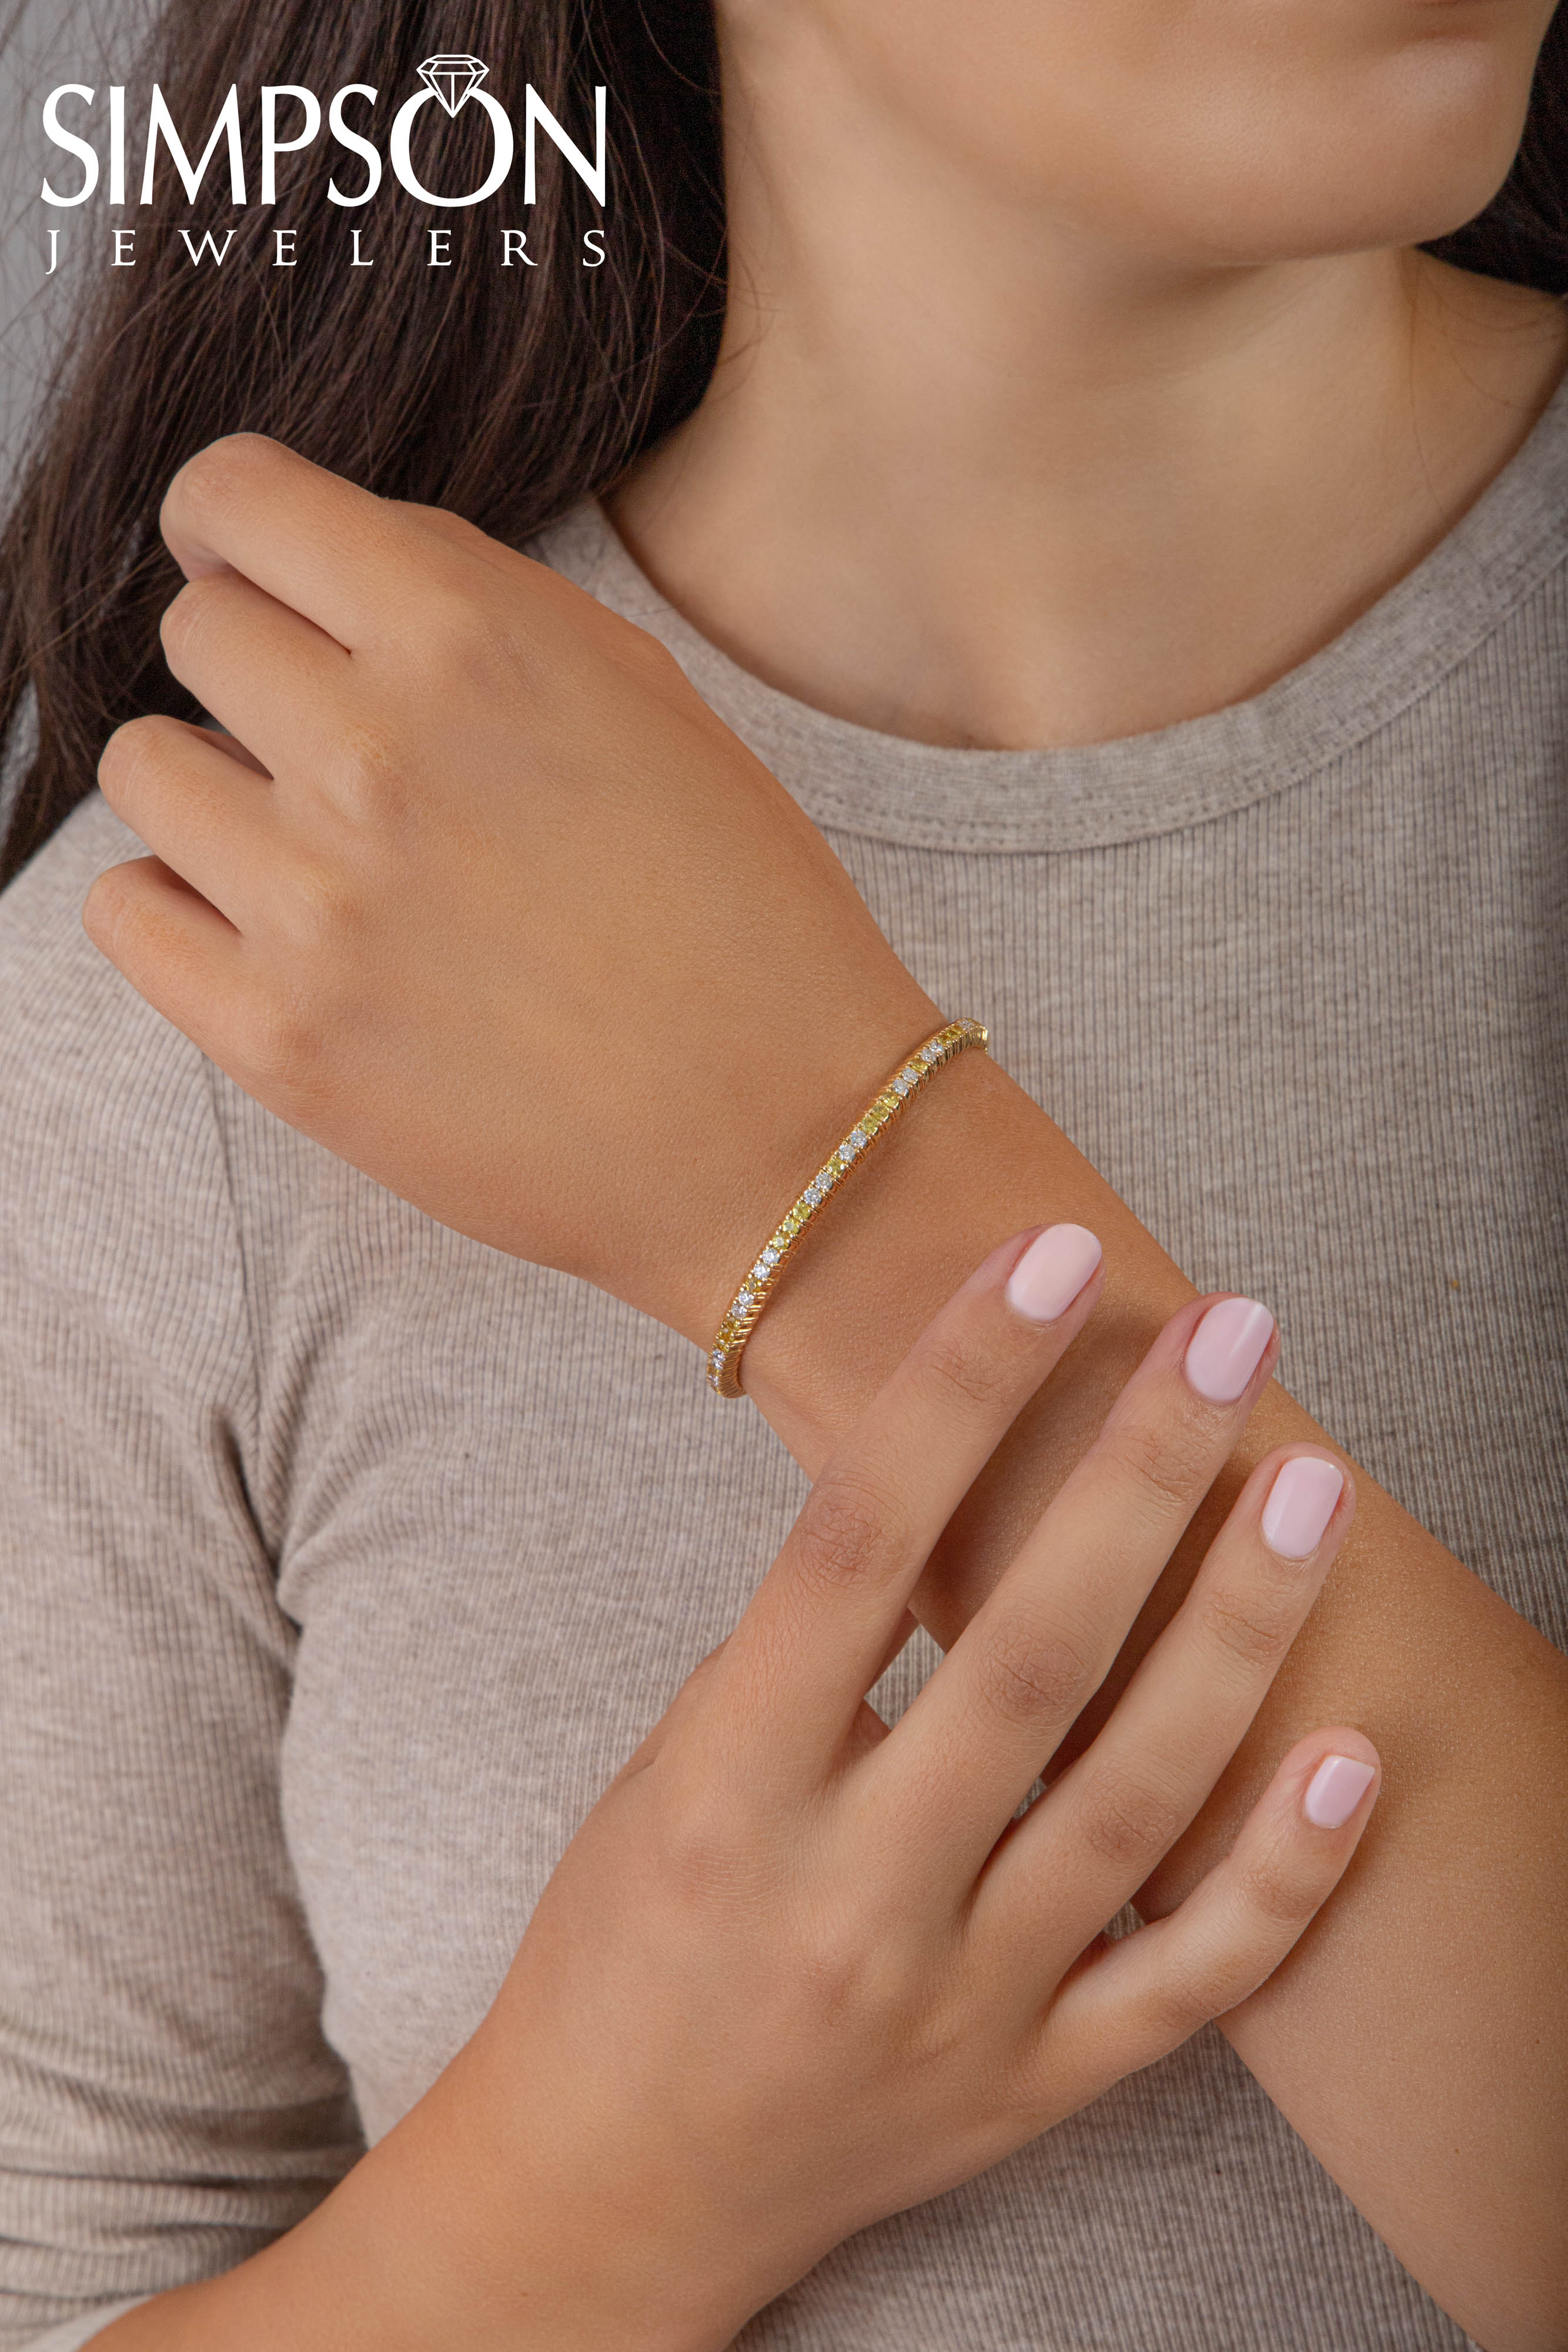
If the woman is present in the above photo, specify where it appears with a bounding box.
[0,2,1564,2347]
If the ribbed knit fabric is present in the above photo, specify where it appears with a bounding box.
[2,377,1565,2352]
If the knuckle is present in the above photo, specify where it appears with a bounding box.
[650,1775,749,1909]
[403,500,486,553]
[416,574,481,649]
[396,582,522,708]
[617,623,682,681]
[1142,1948,1222,2042]
[159,573,236,669]
[793,1907,881,2023]
[680,1639,729,1689]
[238,988,322,1100]
[324,722,404,824]
[1098,1405,1212,1525]
[907,1324,1018,1421]
[901,1972,973,2072]
[975,1610,1096,1730]
[659,1815,738,1906]
[172,432,276,523]
[408,575,505,677]
[1236,1842,1322,1929]
[81,863,136,953]
[624,635,700,716]
[284,854,360,948]
[98,716,166,798]
[84,866,204,999]
[791,1466,907,1596]
[1193,1578,1297,1677]
[1076,1762,1188,1872]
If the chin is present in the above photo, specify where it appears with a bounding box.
[987,8,1540,269]
[1146,43,1537,266]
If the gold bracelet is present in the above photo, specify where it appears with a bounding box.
[707,1017,990,1398]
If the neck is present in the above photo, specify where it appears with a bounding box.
[609,14,1568,751]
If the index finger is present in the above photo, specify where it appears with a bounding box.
[159,433,422,647]
[708,1221,1106,1788]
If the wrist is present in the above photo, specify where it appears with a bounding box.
[654,976,944,1352]
[742,1048,1191,1454]
[91,2073,516,2352]
[430,2020,775,2352]
[95,2033,750,2352]
[738,1047,1218,1655]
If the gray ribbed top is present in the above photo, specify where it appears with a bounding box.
[2,373,1564,2351]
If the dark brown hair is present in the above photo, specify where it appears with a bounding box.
[0,0,724,884]
[1,0,1565,887]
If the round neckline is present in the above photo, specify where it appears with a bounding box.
[533,365,1568,853]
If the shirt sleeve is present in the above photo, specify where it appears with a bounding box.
[0,798,363,2350]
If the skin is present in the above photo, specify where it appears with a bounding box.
[617,0,1568,751]
[93,1245,1379,2350]
[74,0,1568,2344]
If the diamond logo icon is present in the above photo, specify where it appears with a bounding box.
[417,54,490,117]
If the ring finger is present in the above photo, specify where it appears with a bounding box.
[979,1443,1353,1956]
[865,1291,1281,1883]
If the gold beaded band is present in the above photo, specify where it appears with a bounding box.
[707,1018,990,1399]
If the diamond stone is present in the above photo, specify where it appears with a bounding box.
[417,53,490,115]
[852,1127,869,1147]
[761,1247,780,1267]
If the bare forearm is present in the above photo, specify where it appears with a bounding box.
[91,2076,492,2352]
[740,1049,1568,2350]
[89,2042,703,2352]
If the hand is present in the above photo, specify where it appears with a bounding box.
[83,434,935,1342]
[411,1229,1373,2350]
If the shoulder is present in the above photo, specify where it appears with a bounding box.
[0,791,251,1372]
[0,787,164,1048]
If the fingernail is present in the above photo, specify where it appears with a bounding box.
[1005,1224,1103,1324]
[1184,1297,1275,1404]
[1303,1755,1376,1829]
[1261,1458,1345,1559]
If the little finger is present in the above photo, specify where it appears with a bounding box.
[82,854,253,1053]
[1029,1728,1380,2113]
[98,717,282,932]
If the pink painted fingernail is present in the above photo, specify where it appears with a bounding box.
[1005,1224,1103,1324]
[1261,1458,1345,1559]
[1303,1755,1376,1829]
[1183,1297,1275,1404]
